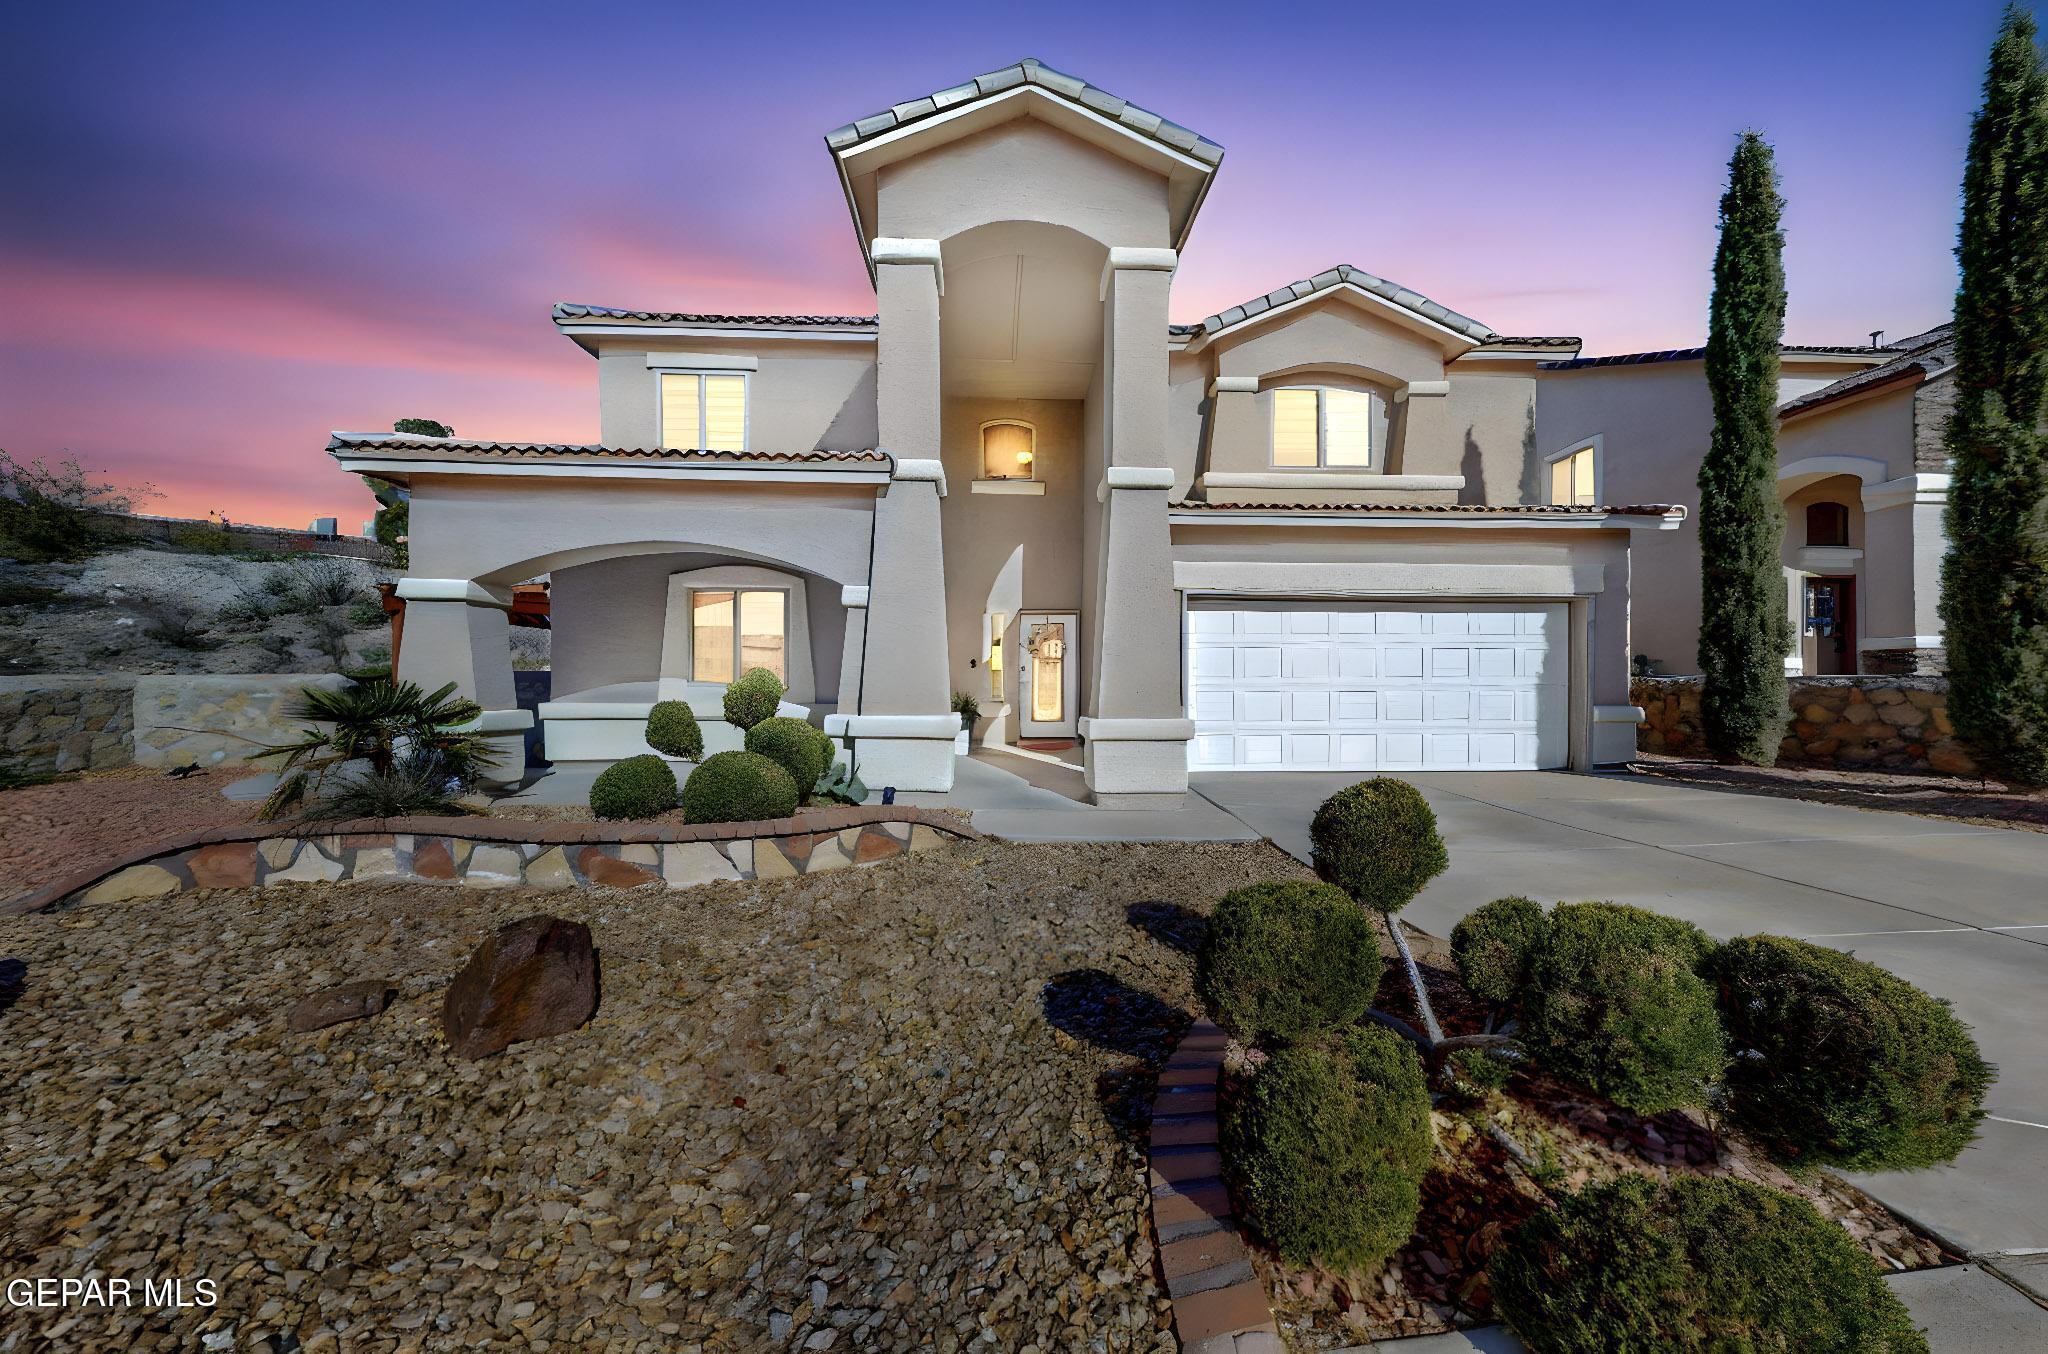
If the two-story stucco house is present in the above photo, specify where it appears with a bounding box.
[330,59,1681,803]
[1536,324,1956,679]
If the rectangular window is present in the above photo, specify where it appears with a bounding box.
[691,588,786,684]
[1549,445,1597,506]
[1271,387,1372,467]
[660,372,747,451]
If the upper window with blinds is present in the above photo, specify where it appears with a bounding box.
[1549,443,1598,506]
[1270,387,1372,468]
[660,372,748,451]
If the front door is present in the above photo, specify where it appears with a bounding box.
[1804,576,1857,675]
[1018,612,1078,739]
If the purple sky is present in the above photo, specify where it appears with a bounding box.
[0,1,2021,527]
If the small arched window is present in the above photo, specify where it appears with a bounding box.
[981,421,1036,480]
[1806,501,1850,548]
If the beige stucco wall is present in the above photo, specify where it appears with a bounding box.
[873,117,1171,250]
[406,474,878,588]
[1439,368,1540,503]
[937,398,1086,703]
[547,552,846,705]
[594,340,878,452]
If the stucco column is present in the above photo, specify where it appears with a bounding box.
[841,238,957,792]
[1390,380,1451,475]
[1858,474,1951,674]
[1086,248,1195,808]
[393,579,533,787]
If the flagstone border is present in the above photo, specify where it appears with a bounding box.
[1147,1018,1282,1353]
[2,807,978,918]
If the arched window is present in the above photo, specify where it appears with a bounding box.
[981,420,1036,480]
[1806,501,1850,548]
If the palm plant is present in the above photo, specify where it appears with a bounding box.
[257,677,497,819]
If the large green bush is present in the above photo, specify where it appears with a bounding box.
[1197,880,1380,1044]
[1450,895,1548,1005]
[1308,778,1448,914]
[1224,1026,1432,1270]
[645,700,705,761]
[589,754,678,821]
[1523,903,1726,1114]
[681,750,798,824]
[1708,935,1992,1171]
[722,667,785,732]
[744,716,833,803]
[1492,1175,1926,1353]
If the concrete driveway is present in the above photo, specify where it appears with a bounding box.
[1192,769,2048,1276]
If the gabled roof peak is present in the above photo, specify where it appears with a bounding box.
[825,57,1224,168]
[1189,265,1499,349]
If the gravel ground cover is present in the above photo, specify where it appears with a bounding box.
[0,838,1310,1351]
[1629,753,2048,833]
[0,766,254,904]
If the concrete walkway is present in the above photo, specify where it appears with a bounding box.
[1195,769,2048,1282]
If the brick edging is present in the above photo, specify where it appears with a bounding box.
[0,807,978,918]
[1147,1019,1281,1353]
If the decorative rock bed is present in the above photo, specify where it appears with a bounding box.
[3,806,977,916]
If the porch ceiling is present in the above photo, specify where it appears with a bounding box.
[940,222,1103,399]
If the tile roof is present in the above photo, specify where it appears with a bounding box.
[1190,265,1499,346]
[1539,343,1893,371]
[1480,335,1583,349]
[1778,324,1956,419]
[826,57,1224,169]
[1168,499,1676,517]
[553,304,877,329]
[327,434,887,465]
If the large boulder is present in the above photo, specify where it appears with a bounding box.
[441,915,597,1060]
[286,978,396,1033]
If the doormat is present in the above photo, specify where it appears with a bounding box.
[1017,739,1077,752]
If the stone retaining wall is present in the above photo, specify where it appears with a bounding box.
[0,673,348,774]
[6,807,977,915]
[0,676,136,773]
[1632,675,1976,776]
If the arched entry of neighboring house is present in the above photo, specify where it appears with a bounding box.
[1778,457,1885,676]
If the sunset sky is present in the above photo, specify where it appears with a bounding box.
[0,1,2021,528]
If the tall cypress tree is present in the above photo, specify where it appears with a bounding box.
[1940,5,2048,786]
[1697,132,1792,765]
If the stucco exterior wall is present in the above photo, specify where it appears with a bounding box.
[873,117,1171,249]
[1166,347,1207,495]
[594,341,878,452]
[1438,368,1540,504]
[936,397,1086,704]
[1779,385,1920,482]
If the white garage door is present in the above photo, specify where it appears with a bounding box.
[1186,601,1568,771]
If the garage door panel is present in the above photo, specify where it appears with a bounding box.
[1187,601,1568,772]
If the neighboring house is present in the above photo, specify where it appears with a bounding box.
[1537,324,1956,677]
[329,58,1682,802]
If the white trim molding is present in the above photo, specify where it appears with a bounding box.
[1199,472,1463,492]
[889,457,948,496]
[1393,380,1451,402]
[395,578,514,608]
[838,713,961,738]
[1857,633,1944,652]
[871,237,944,295]
[1173,561,1604,596]
[840,585,870,608]
[1105,466,1177,490]
[971,478,1046,495]
[333,457,891,488]
[1099,246,1179,298]
[1077,716,1196,741]
[1208,375,1260,396]
[1795,546,1864,572]
[1592,704,1645,725]
[1862,473,1951,512]
[1777,454,1889,488]
[643,352,759,371]
[452,708,537,734]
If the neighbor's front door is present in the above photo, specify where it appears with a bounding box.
[1018,612,1078,739]
[1804,576,1857,675]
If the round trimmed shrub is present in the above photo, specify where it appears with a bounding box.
[1450,895,1549,1005]
[1309,778,1448,914]
[680,750,798,825]
[744,716,833,803]
[1225,1026,1432,1270]
[1197,879,1380,1043]
[1491,1175,1927,1353]
[1707,934,1992,1171]
[589,754,677,820]
[644,700,704,761]
[1523,902,1726,1114]
[722,667,785,732]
